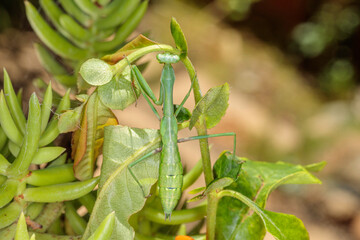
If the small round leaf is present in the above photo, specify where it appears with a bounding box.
[80,59,113,86]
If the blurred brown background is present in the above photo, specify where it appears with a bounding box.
[1,0,360,239]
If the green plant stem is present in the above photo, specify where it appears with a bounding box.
[206,190,220,240]
[142,205,206,225]
[181,56,215,239]
[181,57,213,185]
[206,189,263,239]
[111,44,179,75]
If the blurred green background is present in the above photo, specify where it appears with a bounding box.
[1,0,360,239]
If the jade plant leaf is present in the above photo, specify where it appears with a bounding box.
[216,156,322,240]
[98,66,140,110]
[101,35,159,65]
[189,83,229,130]
[82,126,161,240]
[72,92,118,180]
[170,17,188,58]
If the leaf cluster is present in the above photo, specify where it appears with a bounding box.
[25,0,148,92]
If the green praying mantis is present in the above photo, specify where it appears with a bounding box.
[127,52,237,219]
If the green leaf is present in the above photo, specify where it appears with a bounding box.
[219,190,309,240]
[53,74,77,87]
[261,209,308,240]
[101,34,159,65]
[170,18,188,58]
[204,178,234,195]
[189,83,229,130]
[188,194,206,203]
[218,214,265,240]
[216,159,321,240]
[75,94,89,103]
[82,126,161,240]
[304,161,326,172]
[98,66,140,110]
[33,203,64,233]
[80,59,113,86]
[188,187,206,195]
[15,212,29,240]
[72,92,118,180]
[34,43,67,76]
[213,151,243,180]
[87,212,115,240]
[58,104,84,133]
[174,105,191,123]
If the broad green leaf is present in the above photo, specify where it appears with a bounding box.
[98,66,140,110]
[261,209,308,240]
[170,18,188,58]
[101,35,159,65]
[216,159,321,240]
[189,83,229,130]
[58,104,84,133]
[82,126,161,240]
[72,92,118,180]
[220,190,309,240]
[213,151,243,180]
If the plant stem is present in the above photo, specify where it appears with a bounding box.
[206,190,253,240]
[111,44,179,75]
[206,190,220,240]
[181,56,216,240]
[181,57,213,185]
[142,205,207,225]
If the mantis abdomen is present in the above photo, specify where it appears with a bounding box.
[159,114,183,218]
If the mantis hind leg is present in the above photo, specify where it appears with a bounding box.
[178,132,237,159]
[128,147,162,198]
